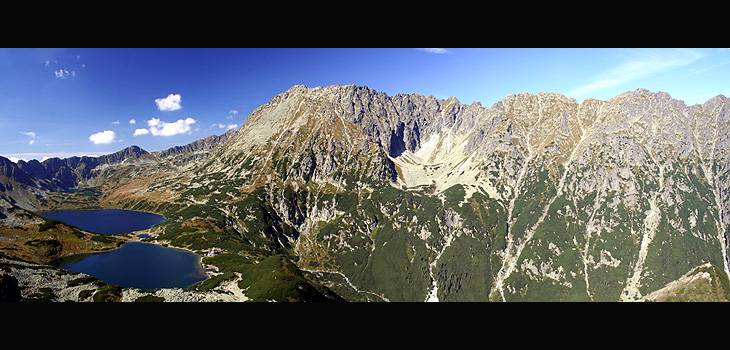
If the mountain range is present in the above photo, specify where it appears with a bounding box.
[2,83,730,302]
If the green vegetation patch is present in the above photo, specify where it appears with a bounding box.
[193,271,237,292]
[93,284,123,302]
[38,219,63,232]
[236,254,343,302]
[67,275,101,287]
[649,264,730,302]
[134,294,166,302]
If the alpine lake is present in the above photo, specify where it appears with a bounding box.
[39,209,208,290]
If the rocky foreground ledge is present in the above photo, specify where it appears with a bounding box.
[0,258,250,302]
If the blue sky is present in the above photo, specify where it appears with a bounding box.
[2,47,729,162]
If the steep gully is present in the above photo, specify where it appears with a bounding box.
[488,97,579,301]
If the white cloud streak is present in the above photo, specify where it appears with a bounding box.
[569,48,706,98]
[89,130,117,144]
[416,48,453,54]
[155,94,182,111]
[4,152,108,162]
[20,131,36,145]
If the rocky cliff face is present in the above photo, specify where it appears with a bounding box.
[3,84,730,302]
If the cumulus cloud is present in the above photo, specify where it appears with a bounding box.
[134,117,197,136]
[148,117,195,136]
[129,119,136,124]
[155,94,182,111]
[133,128,149,136]
[89,130,117,144]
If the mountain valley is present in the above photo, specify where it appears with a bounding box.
[3,84,730,302]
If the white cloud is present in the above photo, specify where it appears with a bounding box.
[112,120,120,125]
[134,117,197,136]
[89,130,117,144]
[133,128,149,136]
[20,131,36,144]
[149,117,196,136]
[155,94,182,111]
[217,123,238,130]
[569,48,706,98]
[55,69,74,78]
[129,119,136,124]
[686,60,730,76]
[416,48,453,54]
[46,54,84,79]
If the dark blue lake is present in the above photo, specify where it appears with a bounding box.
[40,209,207,289]
[58,241,207,290]
[37,209,168,234]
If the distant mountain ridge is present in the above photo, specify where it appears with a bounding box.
[152,129,236,158]
[0,131,233,210]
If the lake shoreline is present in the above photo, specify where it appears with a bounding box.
[4,256,248,302]
[41,208,215,290]
[35,208,169,235]
[3,206,248,301]
[129,225,219,279]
